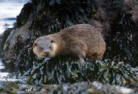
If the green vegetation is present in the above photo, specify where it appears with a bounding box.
[26,58,137,85]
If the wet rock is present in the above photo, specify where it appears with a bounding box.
[0,81,137,94]
[39,81,137,94]
[124,0,138,24]
[3,16,32,60]
[16,3,33,27]
[124,0,138,47]
[0,28,12,57]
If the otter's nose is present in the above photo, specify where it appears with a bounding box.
[44,52,49,57]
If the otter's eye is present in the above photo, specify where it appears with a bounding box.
[33,43,37,46]
[51,40,54,43]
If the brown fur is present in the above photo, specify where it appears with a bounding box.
[33,24,106,62]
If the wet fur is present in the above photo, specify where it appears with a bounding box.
[33,24,106,61]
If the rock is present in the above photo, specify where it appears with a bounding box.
[0,81,137,94]
[124,0,138,24]
[124,0,138,49]
[38,81,137,94]
[3,16,32,60]
[0,28,12,57]
[89,81,135,94]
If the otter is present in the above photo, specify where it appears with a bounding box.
[33,24,106,64]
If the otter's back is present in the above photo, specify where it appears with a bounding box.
[60,24,104,45]
[59,24,106,56]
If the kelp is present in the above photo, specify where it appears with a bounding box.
[25,58,137,86]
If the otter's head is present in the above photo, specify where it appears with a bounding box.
[33,36,58,59]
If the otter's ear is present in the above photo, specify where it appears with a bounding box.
[51,40,55,43]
